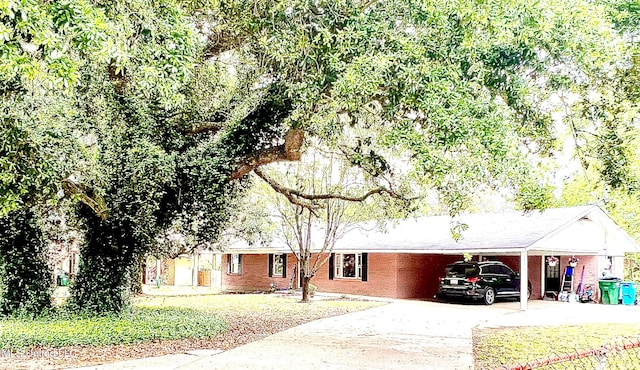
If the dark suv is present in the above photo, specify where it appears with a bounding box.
[437,261,532,305]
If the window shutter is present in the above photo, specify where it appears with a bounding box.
[226,254,231,274]
[283,254,287,278]
[329,253,335,280]
[238,254,242,274]
[268,254,273,277]
[361,253,368,282]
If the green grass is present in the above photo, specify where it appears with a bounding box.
[0,306,227,349]
[0,293,383,350]
[133,293,382,315]
[474,323,640,369]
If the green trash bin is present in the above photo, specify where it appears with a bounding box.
[599,280,621,305]
[60,275,69,287]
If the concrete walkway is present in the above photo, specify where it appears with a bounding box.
[70,299,640,370]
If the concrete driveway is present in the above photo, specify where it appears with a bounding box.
[72,299,640,370]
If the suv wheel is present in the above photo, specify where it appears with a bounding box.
[483,287,496,305]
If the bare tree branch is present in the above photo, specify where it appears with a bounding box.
[181,108,232,135]
[254,168,318,213]
[254,167,405,203]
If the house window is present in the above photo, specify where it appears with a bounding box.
[268,253,287,278]
[227,254,242,274]
[335,253,363,279]
[329,253,368,281]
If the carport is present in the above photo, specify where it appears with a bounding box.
[333,205,639,310]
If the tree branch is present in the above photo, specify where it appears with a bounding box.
[203,31,246,59]
[229,128,304,180]
[253,168,318,212]
[253,166,414,217]
[107,60,128,95]
[254,167,402,202]
[62,178,110,220]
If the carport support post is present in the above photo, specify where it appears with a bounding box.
[520,250,528,311]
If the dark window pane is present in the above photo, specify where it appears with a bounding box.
[343,254,356,277]
[447,264,479,277]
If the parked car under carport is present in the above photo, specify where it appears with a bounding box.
[438,260,532,305]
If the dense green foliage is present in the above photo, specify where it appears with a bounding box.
[66,1,200,309]
[185,0,632,216]
[2,0,640,315]
[555,0,640,195]
[554,0,640,278]
[0,209,52,316]
[0,0,110,216]
[0,306,227,349]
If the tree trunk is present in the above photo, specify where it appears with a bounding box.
[300,251,313,303]
[71,206,136,314]
[129,257,144,295]
[301,275,311,303]
[0,209,53,316]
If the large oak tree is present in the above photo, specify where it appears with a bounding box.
[3,0,640,314]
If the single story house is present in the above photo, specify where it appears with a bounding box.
[220,205,639,310]
[145,251,223,290]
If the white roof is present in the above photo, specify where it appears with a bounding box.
[226,205,639,256]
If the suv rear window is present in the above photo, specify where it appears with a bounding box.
[445,264,479,277]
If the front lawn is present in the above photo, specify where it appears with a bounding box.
[134,292,379,317]
[0,293,384,369]
[134,293,385,349]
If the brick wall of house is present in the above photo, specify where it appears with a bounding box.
[222,254,298,292]
[222,253,403,298]
[528,256,543,299]
[223,254,265,291]
[395,254,431,298]
[313,253,400,298]
[221,252,611,300]
[558,256,597,290]
[496,255,545,300]
[395,254,460,299]
[222,253,468,299]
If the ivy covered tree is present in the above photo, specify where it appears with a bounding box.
[3,0,640,315]
[0,209,52,316]
[0,0,111,316]
[66,0,200,312]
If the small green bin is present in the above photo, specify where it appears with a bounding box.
[60,275,69,287]
[599,280,621,305]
